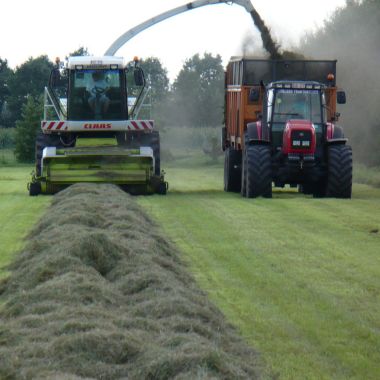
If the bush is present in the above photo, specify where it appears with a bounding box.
[14,96,43,163]
[0,127,15,149]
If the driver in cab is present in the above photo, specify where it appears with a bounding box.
[87,71,110,116]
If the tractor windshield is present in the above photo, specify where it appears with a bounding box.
[272,89,323,126]
[68,69,126,121]
[269,88,324,150]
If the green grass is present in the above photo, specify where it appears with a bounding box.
[0,166,51,278]
[0,149,17,166]
[0,148,379,379]
[354,163,380,188]
[138,152,380,380]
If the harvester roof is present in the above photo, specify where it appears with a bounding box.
[67,56,126,69]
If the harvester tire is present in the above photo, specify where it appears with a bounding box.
[224,148,241,192]
[29,181,41,196]
[326,144,352,198]
[246,145,272,198]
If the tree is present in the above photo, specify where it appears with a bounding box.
[171,53,224,127]
[138,57,170,122]
[140,57,169,102]
[6,55,53,128]
[300,0,380,165]
[14,96,43,163]
[0,58,13,126]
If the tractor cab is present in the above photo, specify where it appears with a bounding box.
[266,81,326,152]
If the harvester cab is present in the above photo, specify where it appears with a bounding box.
[29,56,167,196]
[223,58,353,198]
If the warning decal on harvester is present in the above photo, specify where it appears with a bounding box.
[41,120,154,132]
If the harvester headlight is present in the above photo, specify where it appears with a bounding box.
[75,65,83,70]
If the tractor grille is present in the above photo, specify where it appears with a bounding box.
[291,130,312,150]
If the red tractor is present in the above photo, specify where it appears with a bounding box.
[222,58,352,198]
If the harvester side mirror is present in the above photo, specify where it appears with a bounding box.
[134,68,145,86]
[249,88,260,102]
[337,91,346,104]
[50,69,61,88]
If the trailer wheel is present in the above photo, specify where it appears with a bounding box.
[246,145,272,198]
[326,144,352,198]
[224,148,241,192]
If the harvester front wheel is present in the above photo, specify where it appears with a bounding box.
[246,145,272,198]
[28,181,41,196]
[326,144,352,198]
[224,148,241,192]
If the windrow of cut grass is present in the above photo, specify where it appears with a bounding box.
[0,183,263,380]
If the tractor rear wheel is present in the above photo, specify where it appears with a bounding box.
[326,144,352,198]
[246,145,272,198]
[224,148,241,192]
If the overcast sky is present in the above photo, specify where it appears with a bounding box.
[1,0,346,80]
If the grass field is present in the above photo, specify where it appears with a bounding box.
[0,150,379,379]
[0,166,50,278]
[138,151,380,380]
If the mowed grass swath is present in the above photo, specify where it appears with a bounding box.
[0,183,262,379]
[138,151,380,380]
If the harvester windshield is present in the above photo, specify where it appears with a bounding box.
[68,69,126,121]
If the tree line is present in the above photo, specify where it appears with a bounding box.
[300,0,380,166]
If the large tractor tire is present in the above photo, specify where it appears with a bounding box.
[326,144,352,198]
[224,148,241,192]
[240,149,247,197]
[246,145,272,198]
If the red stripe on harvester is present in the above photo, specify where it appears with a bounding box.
[47,122,56,130]
[42,121,47,128]
[56,122,65,130]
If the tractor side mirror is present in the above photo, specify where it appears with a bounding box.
[249,88,260,102]
[134,68,145,86]
[337,91,346,104]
